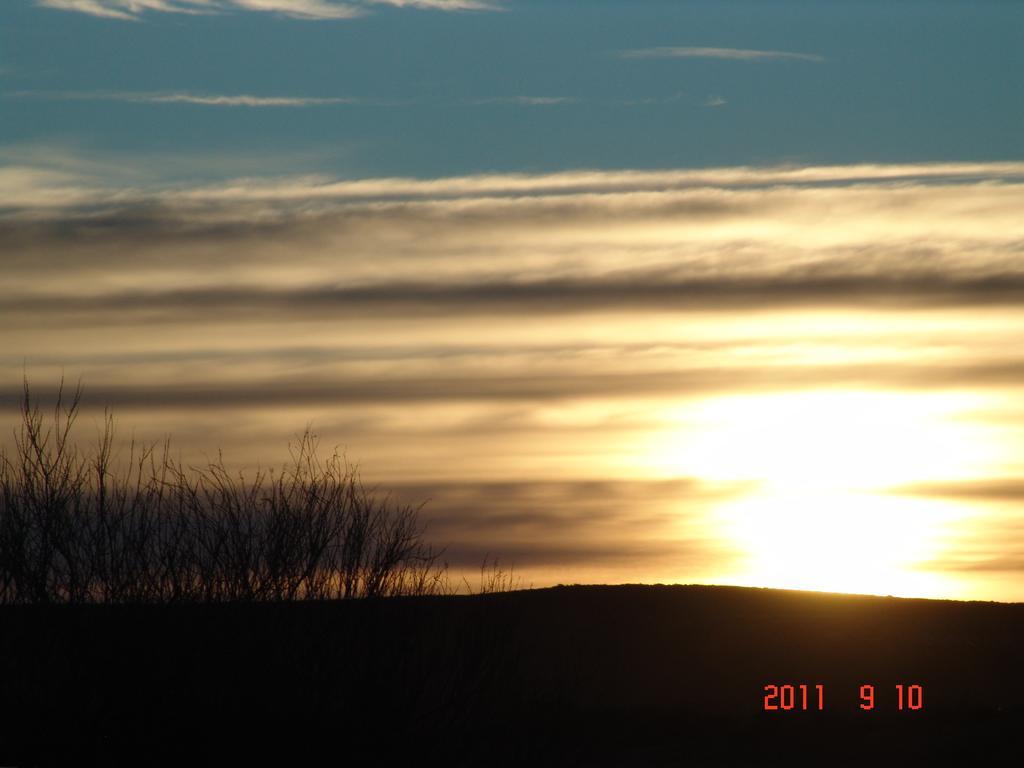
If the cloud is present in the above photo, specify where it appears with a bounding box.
[5,152,1023,208]
[619,46,825,63]
[894,479,1024,502]
[0,165,104,208]
[12,272,1024,325]
[4,163,1024,337]
[38,0,221,20]
[3,162,1024,420]
[920,537,1024,574]
[4,161,1024,593]
[6,357,1024,411]
[365,0,494,8]
[705,96,727,108]
[470,96,576,106]
[226,0,361,18]
[936,554,1024,573]
[7,90,355,107]
[0,370,829,411]
[35,0,493,20]
[106,92,353,107]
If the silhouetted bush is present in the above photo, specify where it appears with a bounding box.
[0,379,452,604]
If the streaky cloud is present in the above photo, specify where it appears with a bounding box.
[9,90,357,107]
[3,161,1024,411]
[5,157,1024,210]
[38,0,226,19]
[3,358,1024,410]
[470,96,576,106]
[365,0,495,8]
[36,0,134,20]
[228,0,360,18]
[36,0,493,20]
[3,162,1024,320]
[893,479,1024,501]
[10,272,1024,321]
[140,92,352,106]
[619,46,825,62]
[385,478,737,569]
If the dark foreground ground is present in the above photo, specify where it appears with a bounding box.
[1,584,1022,766]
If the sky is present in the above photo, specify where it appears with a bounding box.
[2,0,1024,600]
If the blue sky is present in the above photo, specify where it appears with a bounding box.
[2,0,1022,181]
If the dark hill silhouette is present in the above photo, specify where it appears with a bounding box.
[1,584,1021,766]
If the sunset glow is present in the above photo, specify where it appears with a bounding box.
[640,390,1001,598]
[3,0,1024,602]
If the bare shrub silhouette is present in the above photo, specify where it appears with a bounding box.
[0,378,456,604]
[466,555,525,595]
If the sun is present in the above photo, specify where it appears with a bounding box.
[650,389,995,597]
[713,489,965,597]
